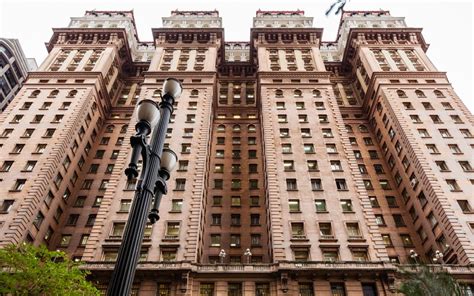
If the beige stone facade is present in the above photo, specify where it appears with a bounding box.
[0,9,473,296]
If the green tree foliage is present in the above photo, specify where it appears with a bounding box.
[0,243,99,296]
[398,264,463,296]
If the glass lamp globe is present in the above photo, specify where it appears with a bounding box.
[161,149,178,172]
[162,78,183,100]
[137,99,160,127]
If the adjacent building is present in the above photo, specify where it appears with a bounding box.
[0,38,37,111]
[0,9,473,295]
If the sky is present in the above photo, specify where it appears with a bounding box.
[0,0,472,112]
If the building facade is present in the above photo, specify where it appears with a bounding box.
[0,38,37,111]
[0,9,473,295]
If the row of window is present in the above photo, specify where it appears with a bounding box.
[408,114,465,124]
[396,89,446,99]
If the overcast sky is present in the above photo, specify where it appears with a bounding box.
[1,0,472,112]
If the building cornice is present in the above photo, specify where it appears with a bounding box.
[342,28,429,64]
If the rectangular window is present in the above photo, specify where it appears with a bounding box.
[289,200,300,212]
[311,179,323,191]
[175,179,186,191]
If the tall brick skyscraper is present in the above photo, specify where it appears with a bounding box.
[0,9,473,295]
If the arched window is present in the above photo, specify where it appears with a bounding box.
[29,90,40,98]
[415,90,426,98]
[294,89,302,98]
[67,90,78,97]
[275,89,283,98]
[345,125,353,133]
[434,90,445,98]
[120,124,128,133]
[48,90,59,98]
[217,125,225,132]
[312,89,321,98]
[106,125,115,133]
[233,124,241,132]
[248,124,256,132]
[190,89,199,97]
[359,125,369,133]
[152,89,161,99]
[396,90,407,98]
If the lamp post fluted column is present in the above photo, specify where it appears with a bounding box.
[107,78,182,296]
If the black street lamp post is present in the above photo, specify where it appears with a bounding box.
[107,78,182,296]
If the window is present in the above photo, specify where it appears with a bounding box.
[249,179,258,189]
[293,249,309,262]
[11,144,24,154]
[326,144,337,154]
[315,102,325,110]
[12,179,26,191]
[393,214,406,227]
[23,161,36,172]
[32,114,44,124]
[277,115,287,123]
[318,115,329,123]
[430,115,443,124]
[33,211,44,228]
[249,163,258,173]
[439,129,452,138]
[181,144,191,153]
[291,223,306,240]
[210,234,221,247]
[300,128,311,138]
[11,114,24,123]
[118,199,132,212]
[175,179,186,191]
[358,164,367,174]
[60,235,71,247]
[448,144,462,154]
[336,197,353,212]
[74,196,86,208]
[230,234,241,247]
[435,161,450,172]
[422,102,433,110]
[352,249,368,261]
[400,234,414,247]
[307,160,319,171]
[446,179,461,191]
[382,234,393,246]
[368,150,378,159]
[319,222,333,239]
[418,129,430,138]
[310,199,327,213]
[311,179,323,191]
[1,200,14,213]
[231,179,241,190]
[369,196,379,208]
[280,128,289,138]
[460,129,473,138]
[86,214,96,226]
[379,180,391,190]
[231,196,241,206]
[99,180,109,190]
[403,102,414,110]
[335,179,347,190]
[66,214,79,226]
[248,150,257,158]
[330,283,346,296]
[397,90,407,98]
[286,179,297,190]
[410,115,422,123]
[346,223,361,239]
[415,90,426,98]
[216,150,224,158]
[459,161,473,172]
[289,200,300,212]
[165,222,180,239]
[433,90,445,98]
[426,144,439,154]
[458,200,472,213]
[375,215,385,226]
[214,179,223,189]
[0,161,13,172]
